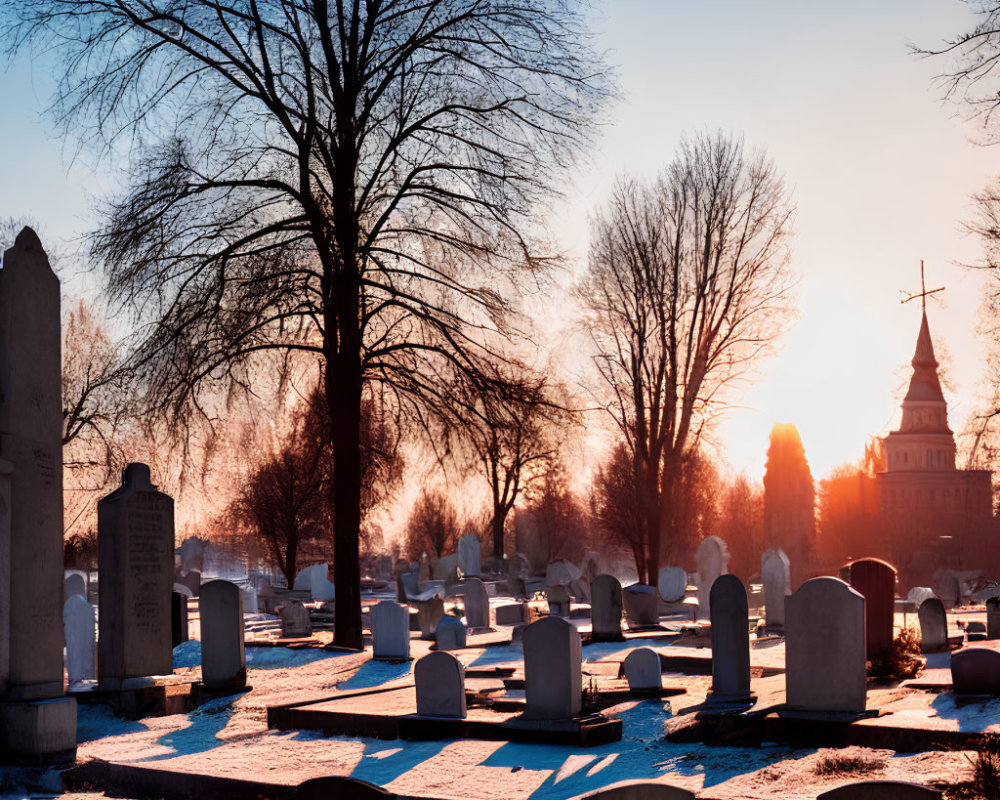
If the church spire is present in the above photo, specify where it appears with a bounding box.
[904,310,945,404]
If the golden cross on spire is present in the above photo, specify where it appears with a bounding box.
[900,260,945,312]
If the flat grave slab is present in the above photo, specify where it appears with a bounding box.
[268,684,622,746]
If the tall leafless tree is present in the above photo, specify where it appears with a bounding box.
[578,131,794,583]
[4,0,609,647]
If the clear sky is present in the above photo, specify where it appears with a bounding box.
[1,0,997,485]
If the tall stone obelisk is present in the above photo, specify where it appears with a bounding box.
[0,227,76,761]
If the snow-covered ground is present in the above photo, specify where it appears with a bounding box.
[1,631,977,800]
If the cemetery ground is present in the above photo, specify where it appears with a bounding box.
[5,607,997,800]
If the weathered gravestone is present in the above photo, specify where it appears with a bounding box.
[64,571,87,602]
[708,574,752,705]
[63,594,95,685]
[917,598,947,653]
[696,536,729,620]
[417,595,445,640]
[457,534,481,578]
[815,782,941,800]
[98,463,175,689]
[761,549,791,634]
[177,570,201,597]
[280,599,312,638]
[176,536,205,574]
[0,229,77,760]
[989,597,1000,640]
[622,647,661,692]
[199,580,246,691]
[933,570,960,609]
[294,563,335,602]
[570,780,695,800]
[546,584,571,617]
[849,558,897,660]
[173,582,194,599]
[657,567,687,603]
[463,577,490,630]
[785,576,866,714]
[372,600,410,661]
[951,647,1000,695]
[623,584,659,628]
[522,615,582,719]
[907,587,936,608]
[435,615,467,650]
[590,574,624,642]
[172,592,189,647]
[414,651,466,718]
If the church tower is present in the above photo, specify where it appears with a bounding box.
[881,310,957,473]
[875,273,994,586]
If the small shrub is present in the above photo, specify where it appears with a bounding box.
[868,626,924,683]
[813,749,884,776]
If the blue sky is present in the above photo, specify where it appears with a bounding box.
[0,0,996,481]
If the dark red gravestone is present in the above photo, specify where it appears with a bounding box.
[849,558,897,659]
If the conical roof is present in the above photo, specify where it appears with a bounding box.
[903,311,945,403]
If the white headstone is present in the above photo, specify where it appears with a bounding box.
[522,615,582,719]
[657,567,686,603]
[199,580,246,691]
[696,537,729,620]
[785,577,866,714]
[457,534,481,578]
[372,600,410,660]
[590,574,624,641]
[435,615,467,650]
[414,651,466,718]
[97,463,175,688]
[280,599,312,638]
[63,595,95,685]
[463,577,490,629]
[761,549,791,633]
[622,647,661,692]
[709,574,751,702]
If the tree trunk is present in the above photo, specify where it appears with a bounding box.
[329,348,363,649]
[492,505,505,563]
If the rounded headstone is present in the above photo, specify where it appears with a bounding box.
[522,615,582,720]
[709,574,751,702]
[63,594,96,684]
[622,647,661,692]
[696,537,729,620]
[414,651,466,718]
[785,577,866,714]
[64,571,87,601]
[917,597,948,653]
[657,567,686,603]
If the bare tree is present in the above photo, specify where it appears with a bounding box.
[61,298,135,536]
[5,1,609,647]
[403,486,460,561]
[447,363,569,565]
[578,131,794,583]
